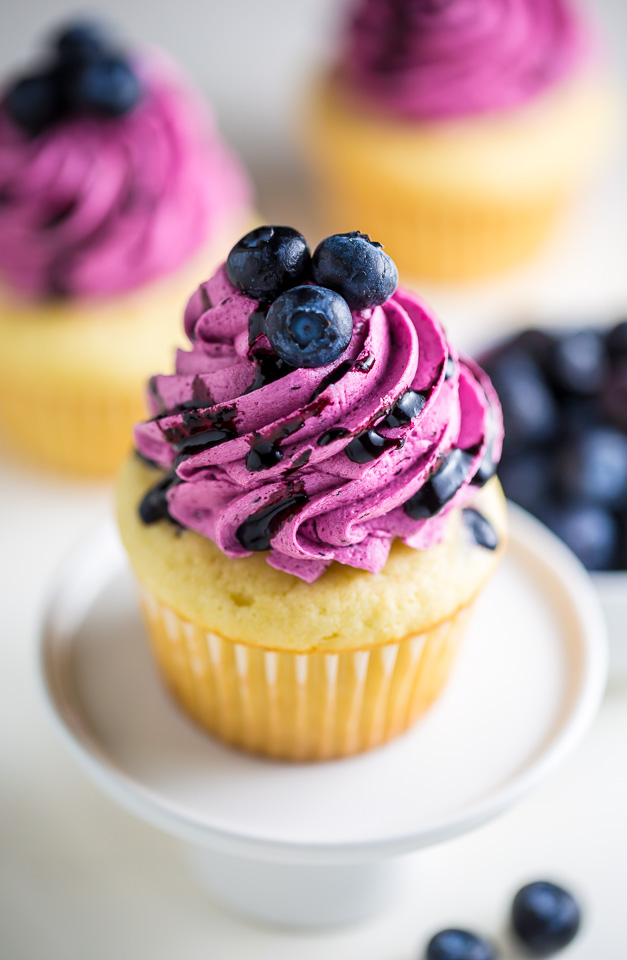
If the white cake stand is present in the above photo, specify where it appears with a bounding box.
[39,506,607,928]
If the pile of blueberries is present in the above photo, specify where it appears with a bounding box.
[481,322,627,571]
[4,21,143,137]
[225,225,398,368]
[427,880,581,959]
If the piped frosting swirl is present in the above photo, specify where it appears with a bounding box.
[341,0,588,120]
[0,54,251,299]
[134,266,503,582]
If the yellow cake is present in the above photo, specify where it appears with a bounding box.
[117,456,506,760]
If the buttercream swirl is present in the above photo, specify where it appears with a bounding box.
[342,0,588,120]
[134,267,503,582]
[0,53,251,299]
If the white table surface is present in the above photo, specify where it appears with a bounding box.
[2,0,627,956]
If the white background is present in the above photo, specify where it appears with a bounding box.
[1,0,627,957]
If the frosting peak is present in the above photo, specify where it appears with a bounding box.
[134,266,503,582]
[0,53,251,299]
[342,0,588,120]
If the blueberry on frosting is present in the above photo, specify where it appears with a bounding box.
[55,21,109,64]
[4,19,142,135]
[69,56,142,117]
[5,73,62,136]
[312,231,398,310]
[226,226,311,301]
[264,285,353,369]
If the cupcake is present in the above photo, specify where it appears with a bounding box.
[0,21,253,476]
[117,227,507,760]
[305,0,618,281]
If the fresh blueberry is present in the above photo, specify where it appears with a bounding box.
[539,502,618,571]
[69,56,142,116]
[264,285,353,369]
[5,73,62,135]
[606,319,627,358]
[312,231,398,310]
[512,881,581,956]
[426,928,496,960]
[546,329,607,396]
[485,354,558,450]
[497,328,555,367]
[498,453,552,514]
[556,427,627,506]
[601,360,627,433]
[226,226,311,301]
[54,21,109,63]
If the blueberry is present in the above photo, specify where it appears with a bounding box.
[601,360,627,433]
[556,427,627,506]
[547,329,607,396]
[498,453,552,514]
[54,21,109,63]
[512,881,581,956]
[312,231,398,310]
[606,319,627,358]
[264,285,353,369]
[486,354,558,450]
[539,502,618,571]
[426,928,496,960]
[5,73,62,135]
[226,226,311,301]
[69,56,142,117]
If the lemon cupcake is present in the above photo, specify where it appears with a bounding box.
[0,20,254,476]
[117,227,506,760]
[306,0,618,281]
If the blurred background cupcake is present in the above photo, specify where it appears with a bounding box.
[305,0,620,282]
[0,19,254,477]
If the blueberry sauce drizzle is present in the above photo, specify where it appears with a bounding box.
[463,508,499,550]
[236,490,309,551]
[139,471,181,524]
[380,389,427,428]
[318,427,350,447]
[245,416,305,472]
[346,429,405,464]
[404,448,475,520]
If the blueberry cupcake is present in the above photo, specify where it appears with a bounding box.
[305,0,618,281]
[0,21,253,476]
[117,227,506,760]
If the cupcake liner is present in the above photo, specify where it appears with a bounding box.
[314,167,565,281]
[139,585,472,761]
[0,375,143,477]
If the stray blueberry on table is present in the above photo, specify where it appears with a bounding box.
[512,881,581,956]
[426,928,497,960]
[312,231,398,310]
[264,285,353,369]
[226,226,311,301]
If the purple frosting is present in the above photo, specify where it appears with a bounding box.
[134,268,503,582]
[341,0,589,120]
